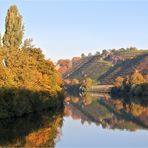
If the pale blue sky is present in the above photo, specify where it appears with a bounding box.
[0,0,148,61]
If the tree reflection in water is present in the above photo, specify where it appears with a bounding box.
[64,93,148,131]
[0,108,64,147]
[0,93,147,147]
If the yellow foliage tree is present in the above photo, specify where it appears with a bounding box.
[114,76,124,88]
[129,70,145,85]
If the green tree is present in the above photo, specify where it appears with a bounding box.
[81,53,85,58]
[127,47,137,51]
[96,51,100,55]
[118,48,125,52]
[3,5,24,49]
[22,38,34,48]
[102,49,109,56]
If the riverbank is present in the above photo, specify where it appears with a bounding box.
[0,87,64,119]
[0,5,64,119]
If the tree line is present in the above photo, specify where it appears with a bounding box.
[0,5,63,119]
[112,70,148,96]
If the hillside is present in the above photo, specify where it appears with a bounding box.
[99,53,148,84]
[63,56,94,79]
[60,48,148,84]
[66,56,112,80]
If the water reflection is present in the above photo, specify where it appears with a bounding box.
[0,93,147,147]
[0,108,64,147]
[64,93,148,131]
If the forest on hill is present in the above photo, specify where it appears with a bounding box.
[0,5,63,119]
[57,47,148,84]
[57,47,148,97]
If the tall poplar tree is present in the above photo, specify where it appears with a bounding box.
[3,5,24,49]
[0,33,2,48]
[23,38,34,48]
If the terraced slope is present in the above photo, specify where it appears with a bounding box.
[63,56,94,79]
[64,49,148,84]
[66,55,112,80]
[99,53,148,84]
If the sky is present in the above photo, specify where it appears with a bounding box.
[0,0,148,61]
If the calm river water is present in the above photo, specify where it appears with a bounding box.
[0,93,148,147]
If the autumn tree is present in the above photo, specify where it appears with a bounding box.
[114,76,124,88]
[3,5,24,49]
[129,70,145,85]
[71,79,79,85]
[22,48,45,61]
[0,33,2,48]
[57,59,72,74]
[84,78,93,89]
[0,5,64,119]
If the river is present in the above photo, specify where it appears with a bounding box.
[0,92,148,147]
